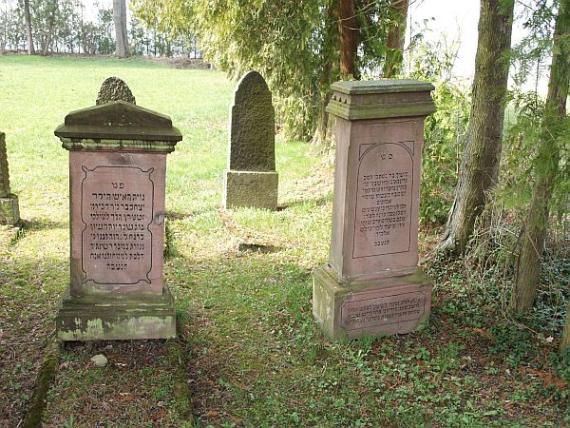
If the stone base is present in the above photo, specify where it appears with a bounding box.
[224,170,278,210]
[56,287,177,341]
[0,194,20,225]
[313,266,432,340]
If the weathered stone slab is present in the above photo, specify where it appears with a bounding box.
[0,198,20,225]
[223,71,278,209]
[54,78,182,341]
[0,132,10,198]
[224,170,278,210]
[56,287,176,341]
[229,71,275,171]
[69,151,166,295]
[0,132,20,225]
[330,118,425,279]
[313,80,435,340]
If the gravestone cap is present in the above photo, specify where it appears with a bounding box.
[54,101,182,148]
[55,77,182,152]
[229,71,275,171]
[0,132,10,197]
[96,77,136,105]
[327,79,435,121]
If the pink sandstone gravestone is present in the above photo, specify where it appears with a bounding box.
[54,78,182,341]
[313,80,435,340]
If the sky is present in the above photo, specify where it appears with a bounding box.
[409,0,480,79]
[409,0,549,93]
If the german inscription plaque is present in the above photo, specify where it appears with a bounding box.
[81,165,154,285]
[352,142,413,259]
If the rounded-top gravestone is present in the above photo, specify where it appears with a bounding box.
[223,71,278,210]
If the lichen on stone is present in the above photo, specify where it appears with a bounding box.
[96,77,136,105]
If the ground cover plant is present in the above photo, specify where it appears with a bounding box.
[0,55,567,427]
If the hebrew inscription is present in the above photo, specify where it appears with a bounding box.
[341,290,426,332]
[353,142,413,258]
[81,166,154,285]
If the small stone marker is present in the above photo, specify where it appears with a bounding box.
[223,71,278,210]
[313,80,435,340]
[0,132,20,225]
[54,78,182,341]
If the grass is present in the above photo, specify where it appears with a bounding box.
[0,54,568,427]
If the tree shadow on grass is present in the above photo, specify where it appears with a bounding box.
[277,193,332,211]
[20,218,68,231]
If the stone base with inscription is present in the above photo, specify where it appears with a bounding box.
[56,286,177,341]
[0,194,20,225]
[313,266,432,340]
[224,170,278,210]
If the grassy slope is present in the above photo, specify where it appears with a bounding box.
[0,55,567,427]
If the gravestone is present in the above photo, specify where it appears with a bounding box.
[54,78,182,341]
[223,71,278,210]
[0,132,20,225]
[313,80,435,340]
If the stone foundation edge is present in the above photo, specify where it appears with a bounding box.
[56,286,177,341]
[313,266,432,340]
[223,170,278,210]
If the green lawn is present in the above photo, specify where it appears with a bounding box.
[0,55,567,427]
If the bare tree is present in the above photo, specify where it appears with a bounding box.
[339,0,359,78]
[439,0,514,254]
[383,0,409,77]
[562,303,570,352]
[113,0,129,58]
[23,0,34,54]
[512,0,570,312]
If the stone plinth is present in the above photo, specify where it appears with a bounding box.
[313,80,435,340]
[54,79,182,341]
[223,71,278,210]
[0,132,20,225]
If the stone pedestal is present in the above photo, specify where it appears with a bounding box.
[224,170,278,210]
[313,80,435,340]
[54,81,182,341]
[223,71,278,210]
[0,195,20,225]
[0,132,20,225]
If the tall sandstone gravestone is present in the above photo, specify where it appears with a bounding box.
[54,77,182,341]
[0,132,20,225]
[223,71,278,210]
[313,80,435,340]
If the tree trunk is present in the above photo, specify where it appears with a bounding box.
[439,0,514,254]
[23,0,34,55]
[562,303,570,352]
[512,0,570,312]
[113,0,129,58]
[339,0,359,78]
[383,0,409,78]
[312,1,340,145]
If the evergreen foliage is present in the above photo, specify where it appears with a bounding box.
[131,0,405,141]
